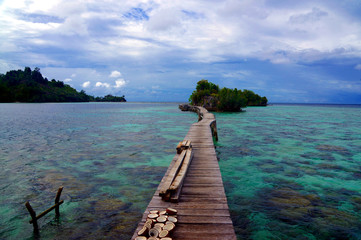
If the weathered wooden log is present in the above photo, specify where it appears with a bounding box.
[157,215,167,223]
[169,149,193,203]
[154,223,164,228]
[145,219,154,227]
[165,221,175,227]
[159,210,167,215]
[149,228,159,238]
[137,226,148,236]
[159,229,170,238]
[135,236,147,240]
[25,201,39,232]
[169,149,193,191]
[159,150,186,196]
[54,186,63,216]
[167,216,177,223]
[154,225,162,234]
[166,208,177,215]
[163,223,175,232]
[144,222,152,229]
[147,213,159,219]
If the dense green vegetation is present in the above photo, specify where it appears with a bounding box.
[0,67,126,103]
[94,94,126,102]
[189,79,267,111]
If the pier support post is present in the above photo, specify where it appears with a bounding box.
[210,121,218,141]
[55,187,63,217]
[25,201,39,233]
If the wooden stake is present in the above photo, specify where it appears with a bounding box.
[55,187,63,217]
[25,201,39,232]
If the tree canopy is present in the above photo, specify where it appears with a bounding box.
[0,67,126,103]
[189,79,267,111]
[94,94,126,102]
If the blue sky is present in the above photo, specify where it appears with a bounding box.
[1,0,361,103]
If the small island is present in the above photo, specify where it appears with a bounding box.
[188,79,267,112]
[0,67,126,103]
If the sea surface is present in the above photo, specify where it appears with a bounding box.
[0,103,360,240]
[215,104,361,240]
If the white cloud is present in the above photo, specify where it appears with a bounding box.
[1,0,361,103]
[146,7,181,31]
[82,81,90,88]
[2,0,361,67]
[95,82,111,88]
[109,70,121,78]
[289,8,328,24]
[64,78,72,82]
[114,79,126,88]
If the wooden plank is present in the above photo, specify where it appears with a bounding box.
[177,215,234,224]
[158,150,186,196]
[174,223,236,234]
[170,149,193,191]
[170,150,194,203]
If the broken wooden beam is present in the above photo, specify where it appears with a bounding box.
[159,150,186,196]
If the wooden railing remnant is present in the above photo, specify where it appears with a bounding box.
[25,186,64,232]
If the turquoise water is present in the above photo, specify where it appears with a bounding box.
[215,104,361,239]
[1,103,360,240]
[0,103,196,240]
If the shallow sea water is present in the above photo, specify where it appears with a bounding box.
[215,104,361,240]
[1,103,360,240]
[0,103,196,240]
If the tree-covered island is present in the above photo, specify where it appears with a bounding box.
[0,67,126,103]
[189,79,267,112]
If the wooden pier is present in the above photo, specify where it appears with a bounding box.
[131,106,236,240]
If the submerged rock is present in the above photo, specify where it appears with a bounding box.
[256,186,361,238]
[316,144,352,156]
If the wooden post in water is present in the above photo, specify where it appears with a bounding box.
[25,186,64,232]
[55,186,63,217]
[25,201,39,233]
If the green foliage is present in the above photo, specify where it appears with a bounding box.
[218,88,247,111]
[243,89,268,106]
[94,94,126,102]
[0,67,126,103]
[189,79,267,111]
[189,79,220,106]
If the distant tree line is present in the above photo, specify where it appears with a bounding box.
[0,67,126,103]
[94,94,126,102]
[189,79,267,112]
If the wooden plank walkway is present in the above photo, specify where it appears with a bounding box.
[131,106,236,240]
